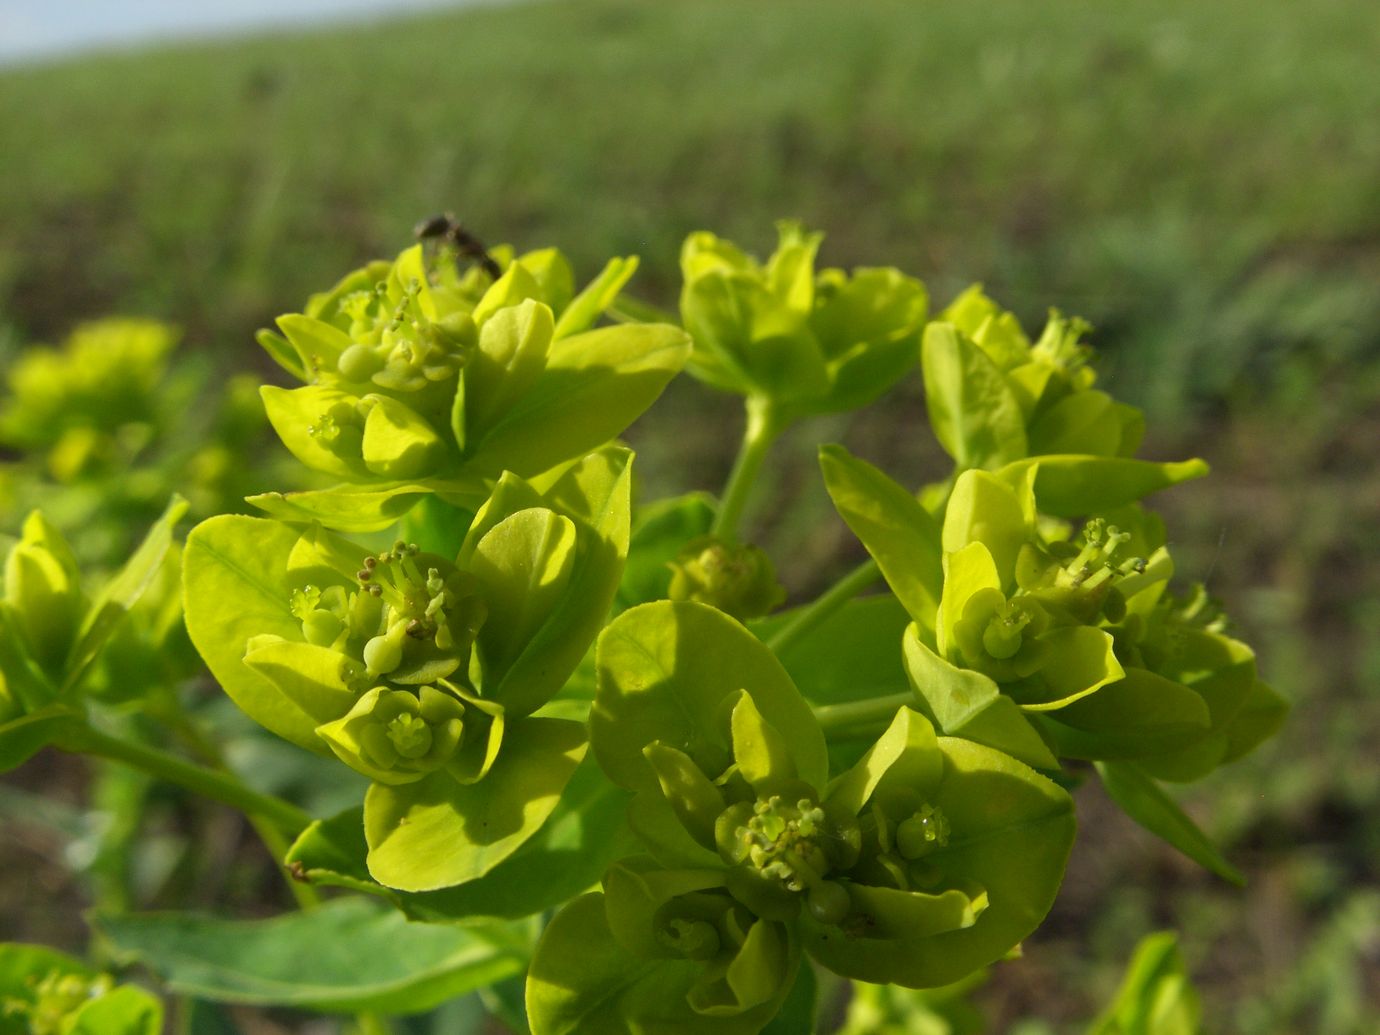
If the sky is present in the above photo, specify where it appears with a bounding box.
[0,0,500,65]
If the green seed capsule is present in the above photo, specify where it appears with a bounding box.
[896,805,950,859]
[807,880,851,925]
[337,343,383,382]
[363,633,403,675]
[302,609,344,647]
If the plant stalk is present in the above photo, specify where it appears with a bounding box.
[766,557,880,654]
[57,725,311,834]
[162,711,321,909]
[710,396,781,543]
[812,692,916,735]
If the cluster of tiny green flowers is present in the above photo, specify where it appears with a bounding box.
[290,540,486,690]
[321,280,477,425]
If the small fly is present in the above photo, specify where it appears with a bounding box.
[413,214,502,280]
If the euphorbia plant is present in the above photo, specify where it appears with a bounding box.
[0,224,1284,1033]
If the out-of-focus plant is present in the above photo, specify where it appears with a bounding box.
[0,942,162,1035]
[2,225,1284,1033]
[0,318,284,568]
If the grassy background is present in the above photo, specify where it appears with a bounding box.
[2,0,1378,1031]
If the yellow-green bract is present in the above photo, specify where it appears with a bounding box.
[525,601,1075,1035]
[183,449,632,892]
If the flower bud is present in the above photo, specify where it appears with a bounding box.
[667,535,785,621]
[315,685,465,785]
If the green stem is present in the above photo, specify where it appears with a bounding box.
[164,712,321,909]
[766,558,880,655]
[812,692,916,735]
[765,464,960,656]
[58,725,311,834]
[253,813,321,911]
[354,1013,395,1035]
[711,396,781,543]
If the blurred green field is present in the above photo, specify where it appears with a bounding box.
[1,0,1378,1032]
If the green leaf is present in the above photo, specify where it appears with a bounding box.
[183,516,327,753]
[993,456,1210,518]
[901,628,1058,773]
[538,443,635,532]
[247,482,448,533]
[1219,680,1289,767]
[1026,390,1124,458]
[527,893,793,1035]
[1043,669,1211,761]
[62,495,188,696]
[826,705,943,816]
[0,608,56,715]
[819,445,942,630]
[729,690,798,794]
[643,742,724,850]
[937,542,1001,660]
[471,508,579,689]
[3,511,84,678]
[95,898,522,1015]
[65,985,163,1035]
[1133,631,1260,783]
[359,395,446,479]
[592,600,827,795]
[681,271,828,401]
[0,704,84,774]
[554,256,641,339]
[843,882,987,940]
[920,322,1027,470]
[401,751,636,922]
[275,312,353,375]
[256,327,307,381]
[260,385,368,479]
[1088,931,1202,1035]
[1094,762,1244,885]
[464,322,690,480]
[942,469,1030,588]
[283,807,387,899]
[459,472,547,566]
[802,265,927,418]
[287,752,637,921]
[471,260,542,325]
[802,735,1075,987]
[485,452,632,717]
[461,298,554,446]
[1011,627,1124,712]
[762,594,912,708]
[364,716,587,891]
[760,959,817,1035]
